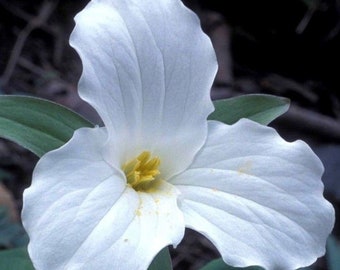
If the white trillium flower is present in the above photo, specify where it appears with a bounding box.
[22,0,335,269]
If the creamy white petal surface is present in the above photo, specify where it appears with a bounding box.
[171,119,335,270]
[70,0,217,177]
[22,127,184,270]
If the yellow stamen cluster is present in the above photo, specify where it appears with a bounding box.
[122,151,161,191]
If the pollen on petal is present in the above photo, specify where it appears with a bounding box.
[237,160,253,175]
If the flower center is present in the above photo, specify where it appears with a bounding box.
[122,151,161,191]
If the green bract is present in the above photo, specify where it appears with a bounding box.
[200,258,263,270]
[0,94,289,158]
[209,94,290,125]
[0,248,34,270]
[0,95,93,157]
[148,247,172,270]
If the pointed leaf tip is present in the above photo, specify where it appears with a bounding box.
[209,94,290,125]
[148,247,172,270]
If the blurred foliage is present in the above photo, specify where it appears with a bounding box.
[0,247,34,270]
[326,235,340,270]
[0,207,28,249]
[200,259,263,270]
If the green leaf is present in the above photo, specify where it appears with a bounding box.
[0,246,173,270]
[148,247,172,270]
[208,94,290,125]
[0,95,94,157]
[0,247,34,270]
[299,267,314,270]
[200,258,315,270]
[0,207,28,248]
[326,235,340,270]
[200,258,263,270]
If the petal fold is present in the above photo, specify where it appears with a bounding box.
[70,0,217,177]
[171,119,335,270]
[22,127,184,270]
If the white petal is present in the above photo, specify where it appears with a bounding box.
[171,119,335,270]
[22,127,184,270]
[70,0,217,177]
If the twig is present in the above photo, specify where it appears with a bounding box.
[277,103,340,142]
[18,57,49,76]
[296,0,320,34]
[213,88,340,142]
[0,0,32,22]
[0,0,58,87]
